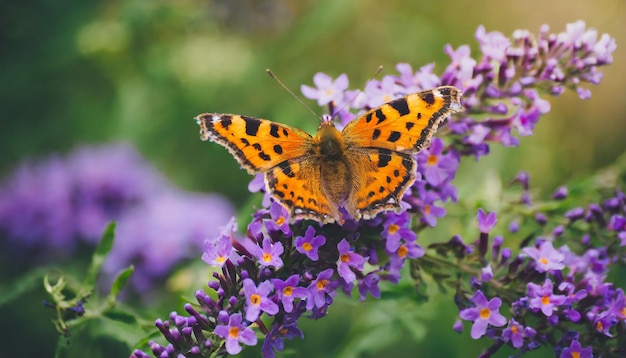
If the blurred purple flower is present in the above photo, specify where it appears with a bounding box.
[300,72,348,106]
[523,241,565,272]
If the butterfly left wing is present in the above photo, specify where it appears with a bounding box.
[342,86,463,154]
[196,114,314,174]
[344,147,417,220]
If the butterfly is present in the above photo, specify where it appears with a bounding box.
[196,86,463,224]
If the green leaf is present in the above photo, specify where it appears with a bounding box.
[82,222,116,291]
[107,265,134,306]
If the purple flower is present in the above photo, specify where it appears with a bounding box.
[265,202,292,236]
[202,218,235,267]
[294,226,326,261]
[559,339,593,358]
[301,72,348,106]
[396,62,440,92]
[527,278,566,316]
[243,278,279,322]
[477,208,497,233]
[523,241,565,272]
[336,239,365,283]
[271,274,307,313]
[363,75,402,108]
[501,318,526,349]
[357,272,381,301]
[254,238,284,269]
[459,290,507,339]
[214,312,258,355]
[262,320,304,358]
[475,25,510,63]
[417,139,459,187]
[382,212,417,252]
[306,269,337,310]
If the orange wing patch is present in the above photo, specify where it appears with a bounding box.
[345,148,416,220]
[264,158,340,223]
[342,86,463,153]
[196,114,312,173]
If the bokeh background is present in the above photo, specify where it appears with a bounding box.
[1,0,624,357]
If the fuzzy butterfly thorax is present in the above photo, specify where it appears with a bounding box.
[196,85,463,224]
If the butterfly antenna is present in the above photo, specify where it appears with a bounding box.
[331,65,384,121]
[266,69,319,120]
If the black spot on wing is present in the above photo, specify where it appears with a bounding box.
[390,98,410,116]
[376,148,392,168]
[252,143,262,151]
[242,116,261,136]
[387,131,401,142]
[269,124,280,138]
[365,112,373,123]
[422,92,435,106]
[241,138,250,146]
[259,152,271,161]
[417,112,422,119]
[277,161,295,178]
[372,129,381,140]
[273,144,283,154]
[405,122,415,131]
[375,109,386,124]
[221,116,232,130]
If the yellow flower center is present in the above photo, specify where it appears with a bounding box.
[596,321,604,331]
[216,256,226,264]
[539,257,549,265]
[479,308,491,319]
[283,286,293,297]
[397,244,408,258]
[302,242,313,252]
[511,325,518,334]
[340,253,350,263]
[276,216,285,225]
[387,224,399,235]
[427,154,438,166]
[262,253,272,263]
[229,326,240,339]
[317,279,328,291]
[572,353,580,358]
[425,204,431,215]
[541,296,550,305]
[250,293,261,305]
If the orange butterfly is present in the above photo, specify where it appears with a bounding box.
[196,86,463,224]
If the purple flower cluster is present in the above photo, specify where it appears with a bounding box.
[454,182,626,357]
[137,21,616,357]
[0,143,234,290]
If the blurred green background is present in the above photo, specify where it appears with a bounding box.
[1,0,625,357]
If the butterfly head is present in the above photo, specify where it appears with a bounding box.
[319,114,335,128]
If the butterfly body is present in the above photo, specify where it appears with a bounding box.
[197,86,463,224]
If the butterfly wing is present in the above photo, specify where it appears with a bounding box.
[196,113,314,174]
[342,86,463,153]
[344,147,417,220]
[265,157,340,223]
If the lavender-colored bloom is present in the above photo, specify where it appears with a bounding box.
[415,191,447,227]
[363,75,402,108]
[262,321,304,358]
[396,62,440,92]
[452,319,463,334]
[559,339,593,358]
[336,239,365,283]
[243,278,279,322]
[475,25,510,63]
[523,241,565,272]
[271,274,307,313]
[459,290,507,339]
[441,44,477,86]
[477,208,497,233]
[416,138,459,186]
[527,278,566,316]
[265,202,292,236]
[300,72,348,106]
[480,264,493,282]
[214,312,258,355]
[502,318,526,349]
[202,217,236,267]
[551,186,569,200]
[382,212,417,252]
[306,269,337,310]
[254,238,284,269]
[565,207,585,221]
[294,226,326,261]
[357,272,381,301]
